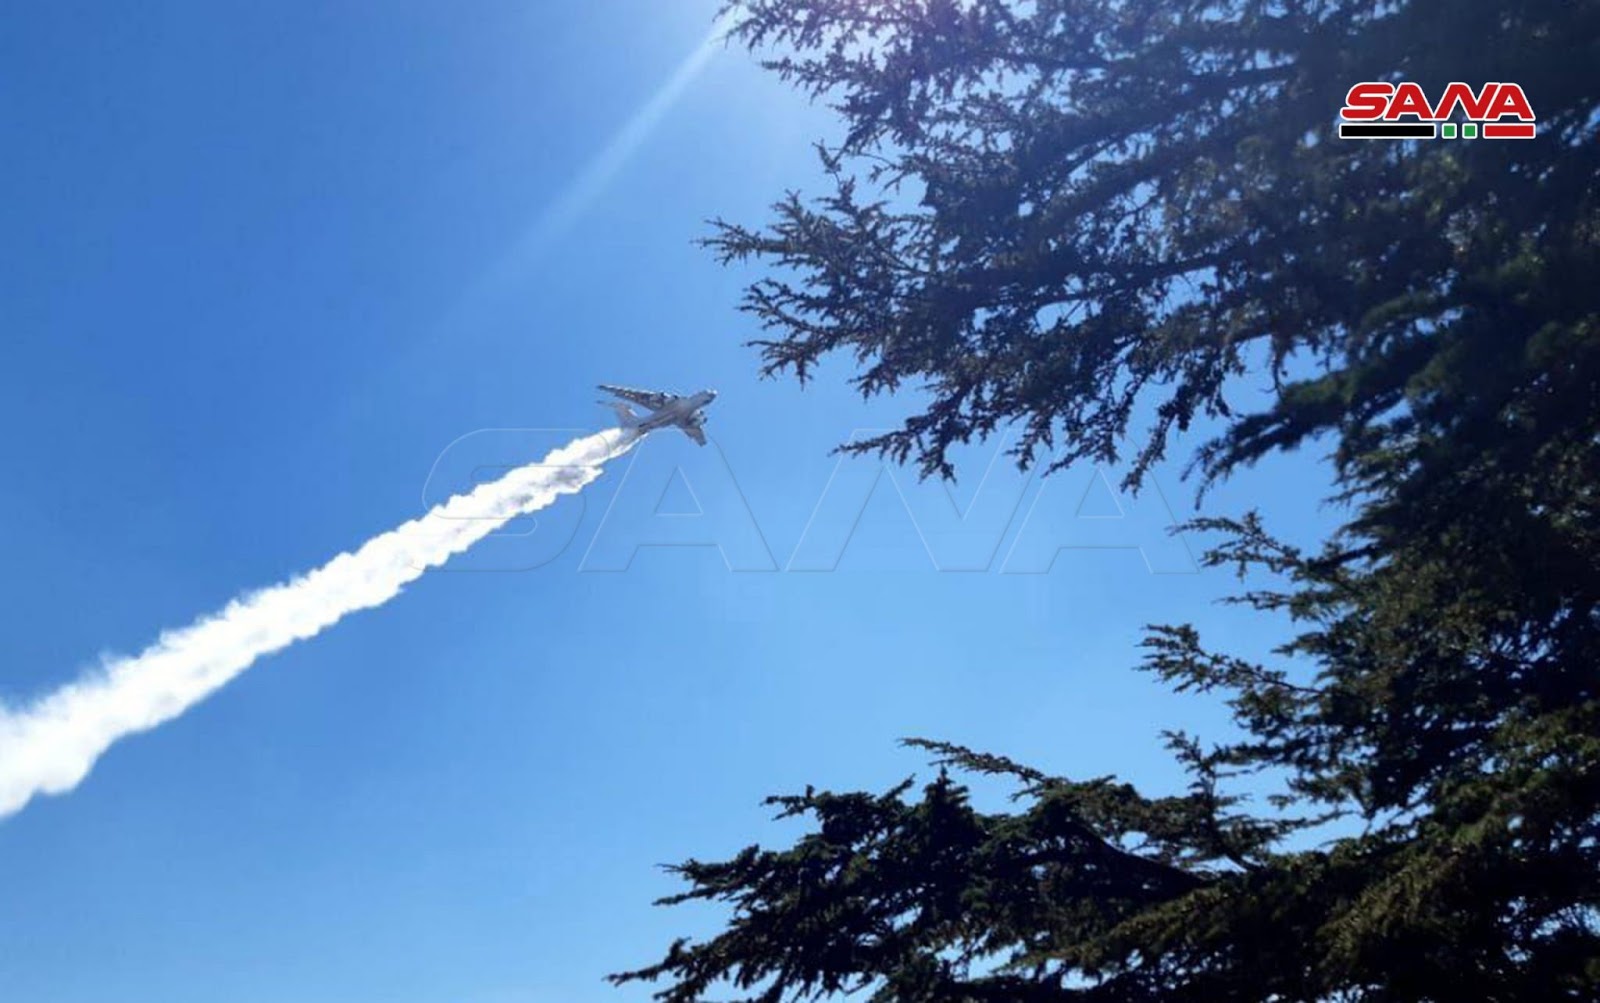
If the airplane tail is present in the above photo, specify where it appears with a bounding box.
[602,401,641,428]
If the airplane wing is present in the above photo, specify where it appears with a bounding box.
[682,423,707,446]
[599,385,674,411]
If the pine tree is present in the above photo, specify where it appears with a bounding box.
[612,2,1600,999]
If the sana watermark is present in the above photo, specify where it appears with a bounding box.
[1338,82,1536,140]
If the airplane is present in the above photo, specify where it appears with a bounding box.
[598,384,717,446]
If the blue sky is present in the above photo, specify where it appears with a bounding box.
[0,3,1342,1001]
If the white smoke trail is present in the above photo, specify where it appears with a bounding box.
[0,428,638,820]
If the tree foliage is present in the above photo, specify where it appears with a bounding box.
[611,1,1600,1000]
[704,0,1598,486]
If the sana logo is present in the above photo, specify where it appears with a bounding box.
[1338,82,1536,140]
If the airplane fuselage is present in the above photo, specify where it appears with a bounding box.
[632,391,715,431]
[597,385,717,445]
